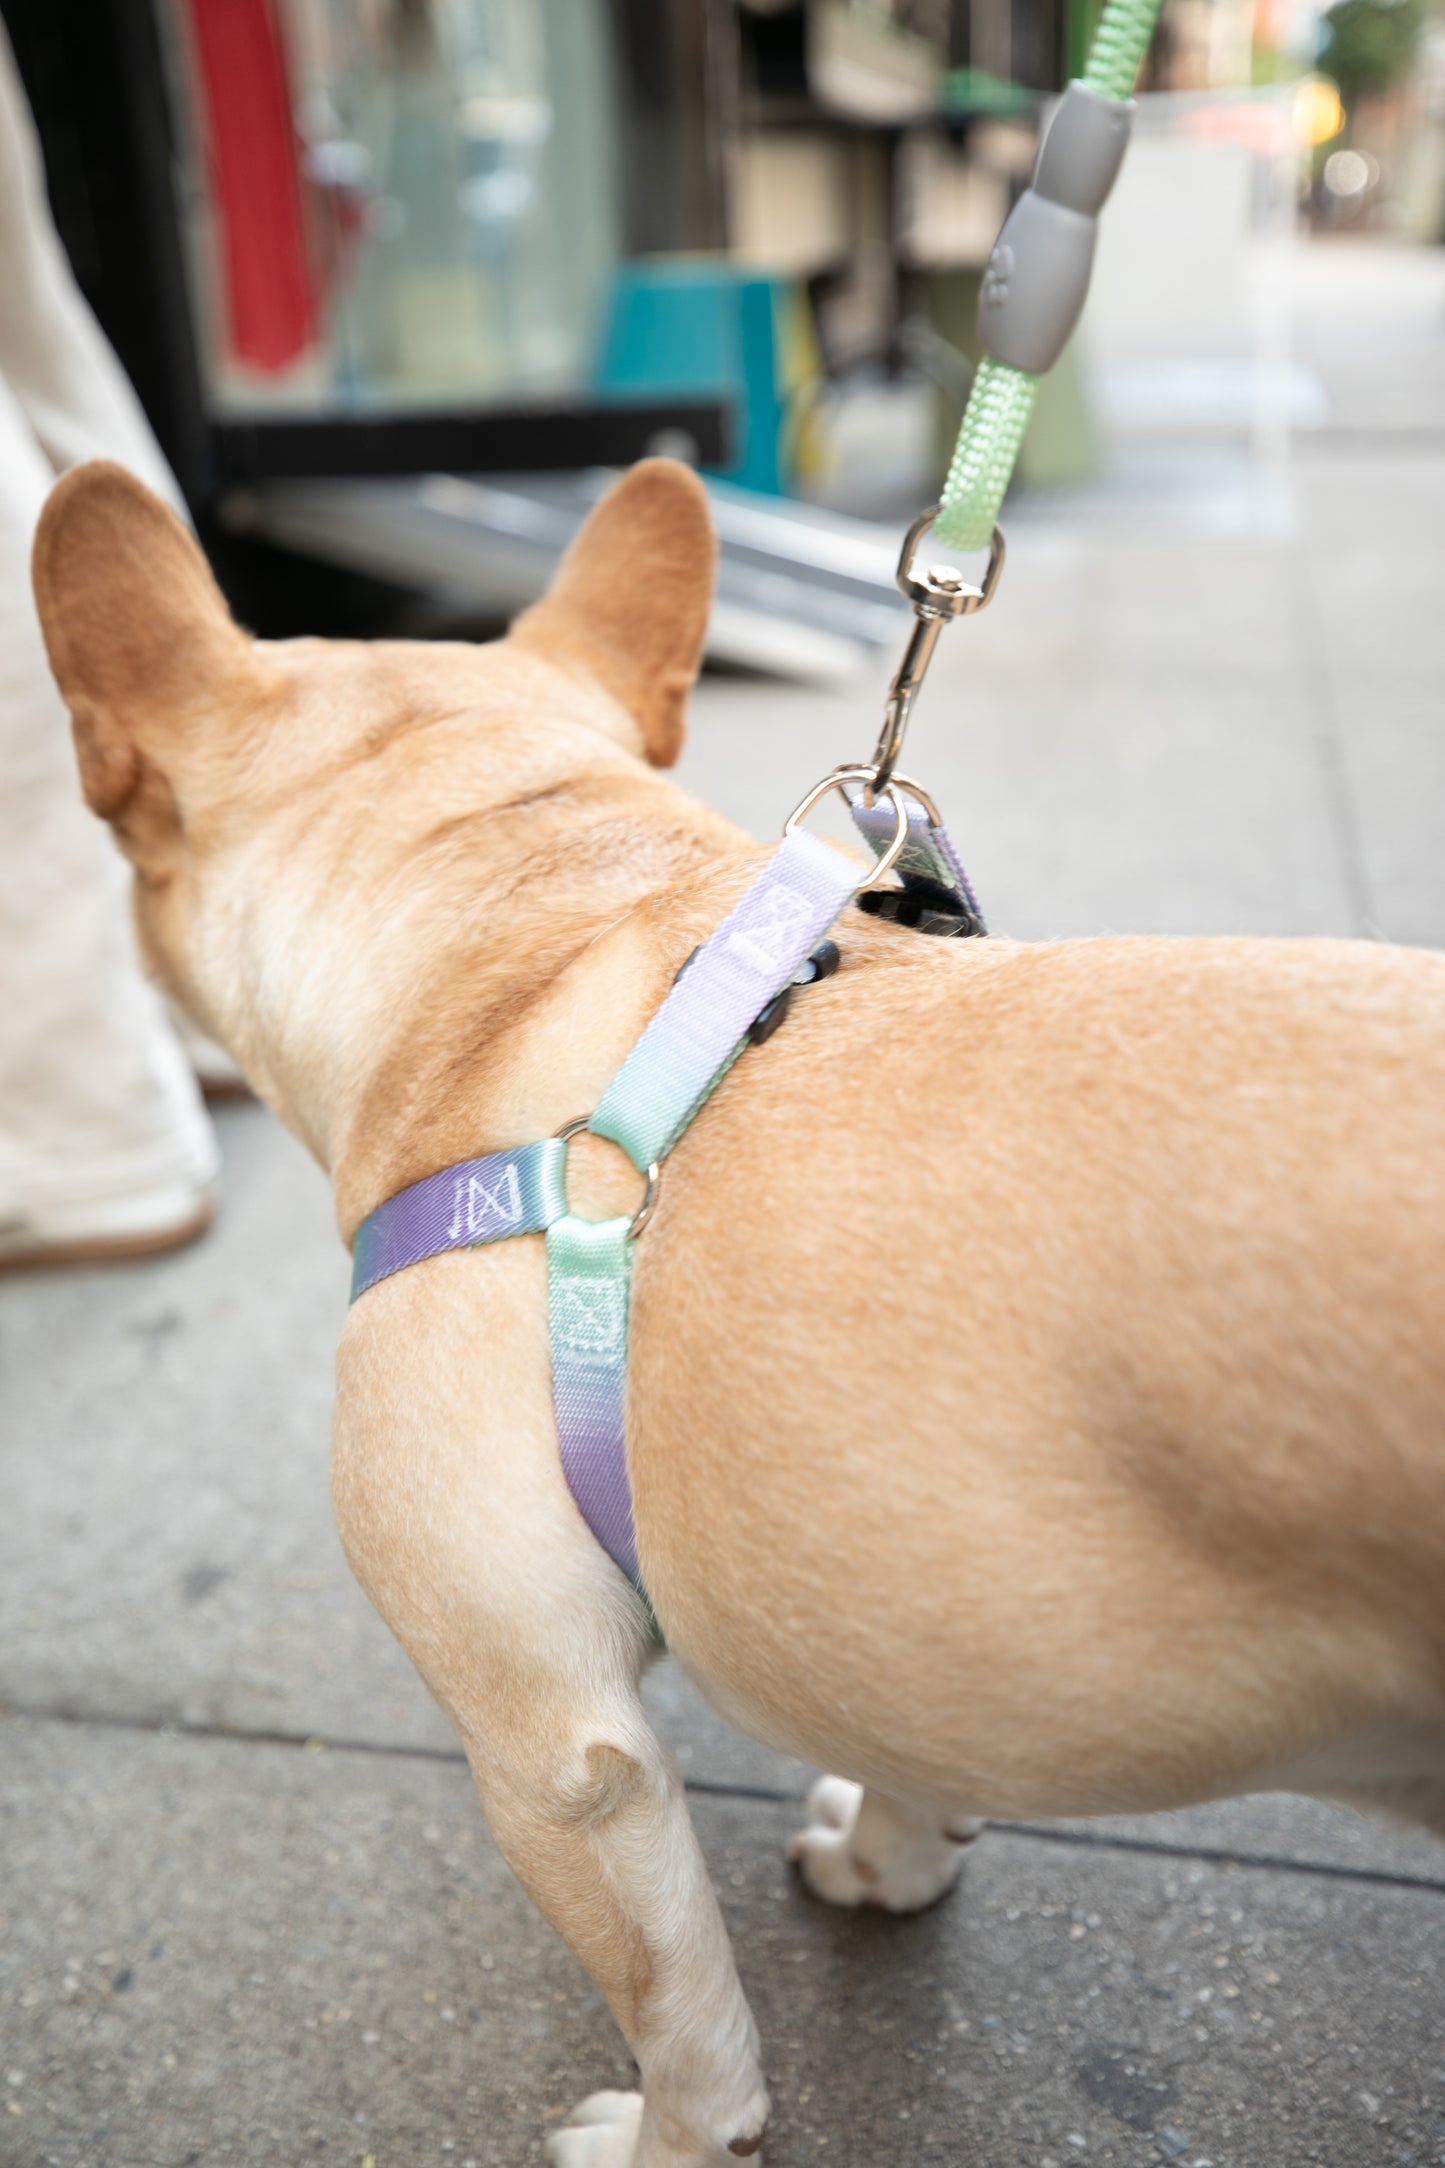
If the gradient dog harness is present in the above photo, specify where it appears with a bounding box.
[350,799,982,1598]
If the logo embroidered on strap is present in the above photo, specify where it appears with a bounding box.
[722,882,813,976]
[446,1161,523,1243]
[551,1276,626,1365]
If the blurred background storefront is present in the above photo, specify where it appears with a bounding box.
[4,0,1442,669]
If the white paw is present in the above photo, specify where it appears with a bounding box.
[788,1775,979,1913]
[545,2090,643,2168]
[798,1772,861,1832]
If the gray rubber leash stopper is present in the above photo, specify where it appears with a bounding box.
[977,81,1136,377]
[1035,80,1135,213]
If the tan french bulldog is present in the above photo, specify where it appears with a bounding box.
[33,458,1445,2168]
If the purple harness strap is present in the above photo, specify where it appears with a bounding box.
[351,1140,566,1302]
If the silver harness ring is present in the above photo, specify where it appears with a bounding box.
[783,766,911,891]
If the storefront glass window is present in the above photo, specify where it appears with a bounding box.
[161,0,624,414]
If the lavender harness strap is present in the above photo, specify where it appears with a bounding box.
[349,810,980,1594]
[841,779,986,927]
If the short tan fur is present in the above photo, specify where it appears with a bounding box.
[34,459,1445,2168]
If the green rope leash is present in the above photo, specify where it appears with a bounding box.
[936,360,1040,552]
[934,0,1163,552]
[1082,0,1165,100]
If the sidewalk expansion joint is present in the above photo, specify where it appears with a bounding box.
[1288,550,1378,940]
[1296,429,1445,454]
[7,1699,1445,1898]
[989,1818,1445,1897]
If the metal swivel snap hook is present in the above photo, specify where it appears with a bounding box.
[869,510,1006,795]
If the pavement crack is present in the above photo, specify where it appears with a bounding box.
[991,1818,1445,1897]
[677,1775,808,1806]
[8,1699,1445,1895]
[1288,548,1379,940]
[1296,428,1445,453]
[0,1698,470,1768]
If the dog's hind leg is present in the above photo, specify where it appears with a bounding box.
[788,1775,982,1913]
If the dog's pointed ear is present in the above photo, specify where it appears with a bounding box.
[509,458,714,768]
[32,460,260,855]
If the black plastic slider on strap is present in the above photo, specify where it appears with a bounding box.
[671,938,843,1046]
[856,876,986,940]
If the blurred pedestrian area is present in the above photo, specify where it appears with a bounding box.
[3,2,1445,2163]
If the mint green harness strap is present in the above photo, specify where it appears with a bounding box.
[546,1212,639,1581]
[934,0,1163,553]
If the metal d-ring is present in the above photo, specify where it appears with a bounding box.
[554,1116,660,1238]
[895,505,1006,616]
[783,765,911,891]
[883,770,943,827]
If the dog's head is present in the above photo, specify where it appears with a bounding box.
[32,459,717,1158]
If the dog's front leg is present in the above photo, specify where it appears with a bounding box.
[332,1287,768,2168]
[471,1689,770,2167]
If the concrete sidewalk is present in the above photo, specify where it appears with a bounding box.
[4,243,1445,2167]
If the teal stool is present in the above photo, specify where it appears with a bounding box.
[594,263,811,498]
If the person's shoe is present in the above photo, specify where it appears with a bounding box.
[0,1171,218,1271]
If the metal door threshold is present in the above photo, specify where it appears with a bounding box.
[221,471,911,682]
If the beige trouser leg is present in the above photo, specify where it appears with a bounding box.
[0,23,184,505]
[0,23,216,1248]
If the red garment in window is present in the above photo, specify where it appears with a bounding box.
[185,0,317,372]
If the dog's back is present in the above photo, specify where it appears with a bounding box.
[627,926,1445,1827]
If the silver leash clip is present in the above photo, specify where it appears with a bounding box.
[870,508,1005,794]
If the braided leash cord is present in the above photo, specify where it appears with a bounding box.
[935,360,1040,551]
[1081,0,1165,99]
[933,0,1163,552]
